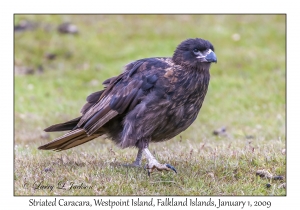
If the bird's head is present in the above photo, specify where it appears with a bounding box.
[172,38,217,69]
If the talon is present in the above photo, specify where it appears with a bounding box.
[143,148,177,175]
[166,164,177,173]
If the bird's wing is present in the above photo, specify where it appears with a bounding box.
[40,58,169,150]
[77,59,159,136]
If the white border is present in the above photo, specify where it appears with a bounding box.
[3,0,299,208]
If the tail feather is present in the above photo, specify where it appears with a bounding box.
[38,128,102,151]
[56,133,100,151]
[44,117,81,132]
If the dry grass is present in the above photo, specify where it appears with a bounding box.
[15,135,285,195]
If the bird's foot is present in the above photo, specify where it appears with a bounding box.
[145,159,177,176]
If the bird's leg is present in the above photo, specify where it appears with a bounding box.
[143,148,177,175]
[132,148,143,166]
[122,148,143,168]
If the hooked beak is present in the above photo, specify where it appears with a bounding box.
[197,49,217,63]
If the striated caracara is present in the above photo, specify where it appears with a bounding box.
[39,38,217,175]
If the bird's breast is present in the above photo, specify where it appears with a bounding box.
[166,70,210,104]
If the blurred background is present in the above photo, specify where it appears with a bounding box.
[14,14,285,145]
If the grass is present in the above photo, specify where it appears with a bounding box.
[14,14,286,195]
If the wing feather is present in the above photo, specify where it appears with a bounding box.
[75,60,147,135]
[44,117,81,132]
[39,59,161,151]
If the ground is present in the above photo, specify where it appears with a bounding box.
[14,14,286,195]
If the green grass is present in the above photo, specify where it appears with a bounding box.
[14,14,286,195]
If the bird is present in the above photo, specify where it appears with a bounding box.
[38,38,217,175]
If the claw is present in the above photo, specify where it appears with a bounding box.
[143,148,177,176]
[146,163,177,176]
[166,164,177,173]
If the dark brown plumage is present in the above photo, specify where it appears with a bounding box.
[39,38,217,174]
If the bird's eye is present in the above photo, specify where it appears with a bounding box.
[193,48,199,53]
